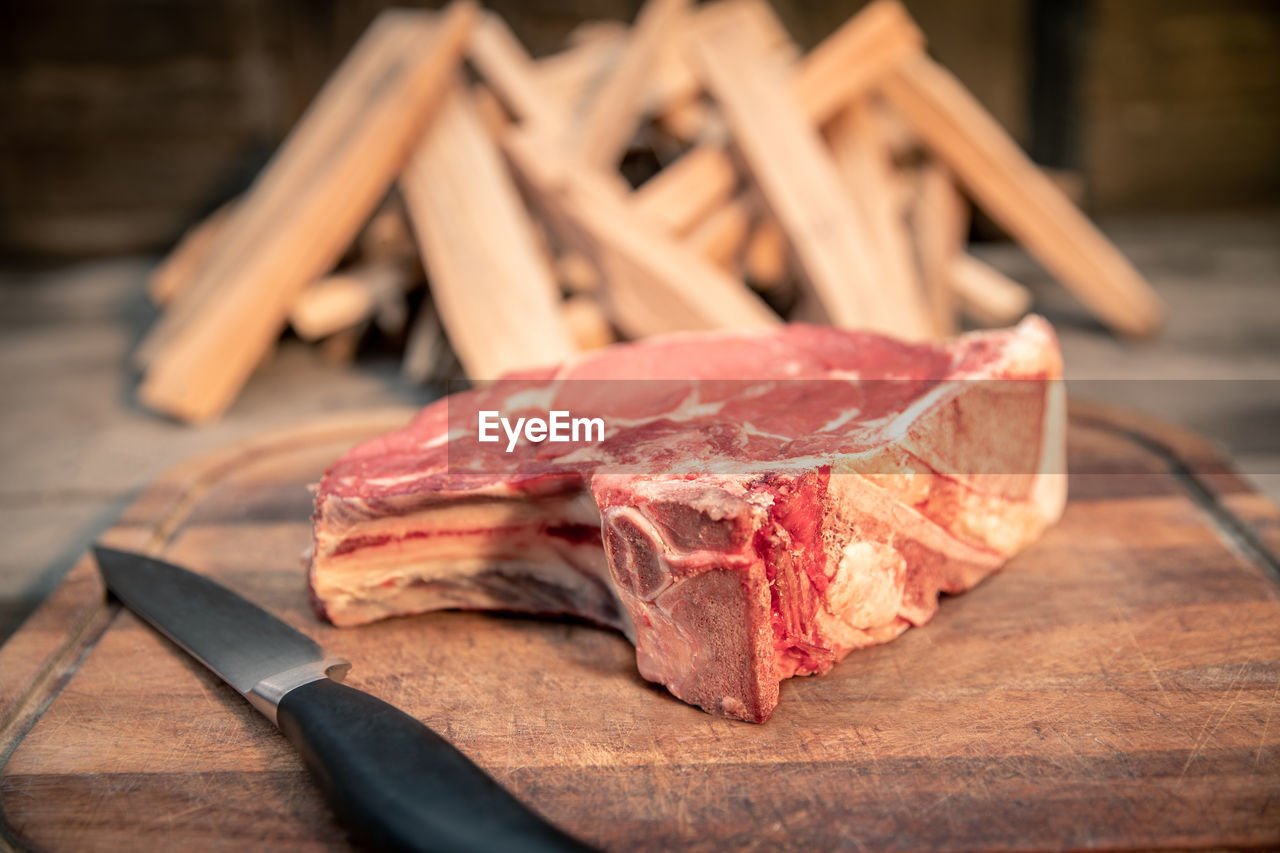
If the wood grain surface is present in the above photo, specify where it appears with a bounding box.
[2,403,1278,852]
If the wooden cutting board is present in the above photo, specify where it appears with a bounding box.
[2,403,1278,852]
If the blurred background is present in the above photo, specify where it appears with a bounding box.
[1,0,1278,641]
[2,0,1278,256]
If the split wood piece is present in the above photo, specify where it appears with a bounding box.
[568,20,628,47]
[684,193,753,273]
[798,0,923,131]
[700,0,797,56]
[147,199,236,306]
[693,16,932,340]
[878,52,1164,337]
[647,0,797,135]
[152,192,412,315]
[1042,167,1087,209]
[872,96,922,161]
[645,43,700,139]
[655,98,713,144]
[135,10,456,371]
[571,0,691,171]
[469,11,566,131]
[633,0,922,235]
[744,215,788,290]
[504,131,779,339]
[889,161,921,219]
[402,297,463,387]
[289,260,414,341]
[557,253,601,295]
[632,144,739,235]
[473,16,630,198]
[136,5,475,422]
[472,83,513,141]
[910,161,968,337]
[400,81,573,381]
[532,24,625,114]
[950,254,1033,328]
[562,295,617,351]
[149,190,418,308]
[827,97,923,332]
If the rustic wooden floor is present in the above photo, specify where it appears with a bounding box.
[1,209,1277,643]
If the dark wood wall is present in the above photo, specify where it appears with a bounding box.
[1,0,1277,258]
[1083,0,1280,211]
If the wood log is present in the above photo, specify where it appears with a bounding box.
[889,161,921,219]
[872,96,922,160]
[469,11,566,131]
[655,98,713,143]
[744,215,788,290]
[878,52,1164,337]
[647,0,797,136]
[567,20,628,47]
[910,161,968,337]
[572,0,691,171]
[798,0,923,129]
[696,0,798,60]
[632,144,739,235]
[644,29,700,129]
[504,131,779,339]
[136,5,475,422]
[684,193,753,273]
[950,254,1033,328]
[289,260,413,341]
[556,253,601,295]
[827,97,922,330]
[532,25,625,116]
[474,13,629,203]
[562,295,617,351]
[155,191,411,314]
[137,11,446,370]
[401,81,573,381]
[693,16,932,340]
[471,83,513,139]
[632,0,922,236]
[146,199,236,306]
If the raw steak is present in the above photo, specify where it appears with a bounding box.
[310,317,1066,722]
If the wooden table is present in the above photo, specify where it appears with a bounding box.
[1,403,1277,851]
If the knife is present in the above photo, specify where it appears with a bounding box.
[92,545,594,853]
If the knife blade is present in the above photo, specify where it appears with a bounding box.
[92,545,593,853]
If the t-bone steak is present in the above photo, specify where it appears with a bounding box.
[310,317,1066,722]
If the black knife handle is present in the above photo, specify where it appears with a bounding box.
[276,678,595,853]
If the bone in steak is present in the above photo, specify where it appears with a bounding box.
[310,317,1066,722]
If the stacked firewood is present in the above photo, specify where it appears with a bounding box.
[138,0,1164,423]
